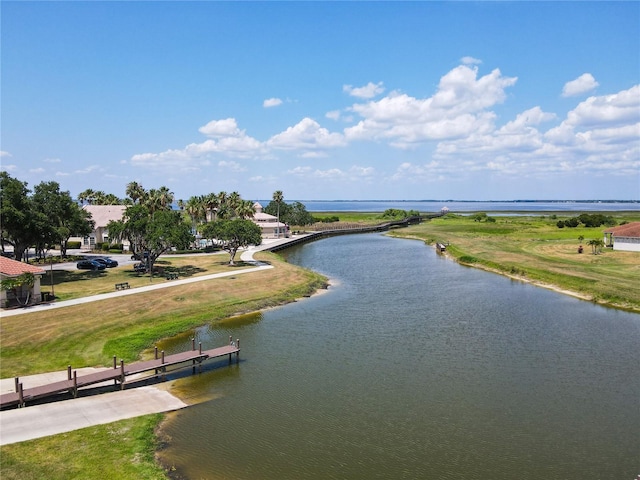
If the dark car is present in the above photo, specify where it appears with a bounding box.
[93,257,118,268]
[77,259,106,271]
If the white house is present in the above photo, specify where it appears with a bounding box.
[76,205,129,250]
[603,222,640,252]
[0,256,47,307]
[251,202,289,238]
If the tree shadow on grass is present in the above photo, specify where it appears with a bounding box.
[41,269,108,287]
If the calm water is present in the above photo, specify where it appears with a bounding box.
[257,200,639,213]
[158,233,639,480]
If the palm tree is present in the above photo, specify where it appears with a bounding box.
[156,186,174,210]
[126,181,146,205]
[587,238,605,255]
[272,190,283,238]
[77,188,95,205]
[204,193,220,222]
[228,191,242,218]
[236,199,256,219]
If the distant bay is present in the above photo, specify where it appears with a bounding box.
[258,200,639,213]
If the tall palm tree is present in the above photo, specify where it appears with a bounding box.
[126,181,146,205]
[204,192,220,222]
[77,188,95,205]
[272,190,284,238]
[227,191,242,218]
[156,186,174,210]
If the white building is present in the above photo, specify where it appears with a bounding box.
[252,202,289,238]
[603,222,640,252]
[70,205,129,250]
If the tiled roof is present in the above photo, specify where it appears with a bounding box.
[604,222,640,238]
[83,205,126,228]
[0,257,46,276]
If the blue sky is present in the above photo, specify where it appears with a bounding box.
[2,1,639,202]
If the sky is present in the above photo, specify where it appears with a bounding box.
[1,1,639,202]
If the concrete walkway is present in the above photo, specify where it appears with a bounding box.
[0,386,187,445]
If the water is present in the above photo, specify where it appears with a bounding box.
[257,200,639,213]
[157,233,639,480]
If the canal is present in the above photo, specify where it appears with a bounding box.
[157,233,639,480]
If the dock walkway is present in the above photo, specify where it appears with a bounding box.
[0,341,240,409]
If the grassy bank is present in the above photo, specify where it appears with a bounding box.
[1,251,326,479]
[0,415,167,480]
[1,252,327,377]
[388,211,640,312]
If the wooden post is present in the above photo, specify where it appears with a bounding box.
[161,351,165,381]
[72,371,78,398]
[18,383,24,408]
[229,335,233,345]
[236,339,240,363]
[68,365,72,381]
[155,346,158,359]
[192,337,195,350]
[113,356,117,385]
[120,360,125,390]
[199,342,202,354]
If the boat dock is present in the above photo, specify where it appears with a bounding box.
[0,338,240,409]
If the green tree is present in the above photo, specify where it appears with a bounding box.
[0,172,47,262]
[201,219,262,265]
[107,205,193,273]
[287,201,314,226]
[587,238,605,255]
[32,181,94,257]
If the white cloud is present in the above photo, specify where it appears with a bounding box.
[562,73,599,97]
[218,160,247,172]
[432,84,640,180]
[43,157,61,163]
[263,97,283,108]
[461,56,482,65]
[343,82,385,99]
[326,110,341,121]
[1,164,17,172]
[198,118,243,138]
[0,151,12,157]
[267,117,346,151]
[29,167,45,174]
[344,65,517,147]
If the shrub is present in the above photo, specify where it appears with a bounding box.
[67,241,81,249]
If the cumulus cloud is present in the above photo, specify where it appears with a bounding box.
[433,84,640,179]
[562,73,599,97]
[263,97,283,108]
[326,110,341,121]
[198,118,243,138]
[267,117,346,151]
[343,82,385,99]
[461,56,482,65]
[344,65,518,148]
[0,151,12,157]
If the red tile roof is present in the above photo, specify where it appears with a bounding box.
[604,222,640,238]
[0,257,46,276]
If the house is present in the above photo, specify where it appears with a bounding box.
[0,256,47,307]
[603,222,640,252]
[76,205,129,251]
[251,202,289,238]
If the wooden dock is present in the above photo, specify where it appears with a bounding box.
[0,338,240,409]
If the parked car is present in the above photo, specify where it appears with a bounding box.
[77,259,106,271]
[93,257,118,268]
